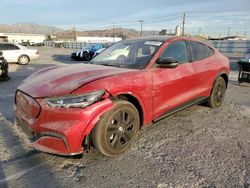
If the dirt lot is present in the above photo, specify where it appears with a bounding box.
[0,47,249,188]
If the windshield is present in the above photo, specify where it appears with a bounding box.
[90,40,162,69]
[83,43,103,52]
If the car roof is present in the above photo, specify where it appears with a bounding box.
[130,36,216,48]
[127,36,171,42]
[124,36,199,42]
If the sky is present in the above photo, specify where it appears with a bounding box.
[0,0,250,37]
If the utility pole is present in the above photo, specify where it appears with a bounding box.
[182,12,185,36]
[72,26,76,41]
[227,27,231,37]
[244,28,247,37]
[198,27,201,35]
[112,22,115,42]
[138,20,144,36]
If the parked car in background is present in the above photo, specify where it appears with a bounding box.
[71,43,104,61]
[31,42,44,47]
[15,36,229,157]
[20,41,31,46]
[0,42,39,65]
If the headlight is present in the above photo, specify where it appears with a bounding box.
[46,90,106,108]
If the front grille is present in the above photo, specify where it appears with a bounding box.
[15,90,41,119]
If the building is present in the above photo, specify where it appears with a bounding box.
[175,25,182,36]
[0,33,46,44]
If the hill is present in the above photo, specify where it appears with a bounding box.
[0,23,159,38]
[0,23,63,34]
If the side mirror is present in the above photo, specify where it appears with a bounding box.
[156,57,179,68]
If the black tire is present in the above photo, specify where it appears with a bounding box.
[18,55,30,65]
[207,77,227,108]
[81,51,91,61]
[91,100,140,157]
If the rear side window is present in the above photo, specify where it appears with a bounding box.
[189,41,214,61]
[0,44,4,50]
[0,43,19,50]
[160,41,188,64]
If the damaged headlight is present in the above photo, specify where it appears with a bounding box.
[46,90,106,108]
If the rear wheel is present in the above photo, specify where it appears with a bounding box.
[91,100,140,157]
[207,77,227,108]
[18,55,30,65]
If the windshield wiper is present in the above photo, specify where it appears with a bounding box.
[99,63,120,67]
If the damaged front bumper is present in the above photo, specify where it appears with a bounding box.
[14,91,114,156]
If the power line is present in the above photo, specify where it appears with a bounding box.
[186,8,250,14]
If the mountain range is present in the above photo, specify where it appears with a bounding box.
[0,23,160,38]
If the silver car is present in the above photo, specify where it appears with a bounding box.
[0,42,40,65]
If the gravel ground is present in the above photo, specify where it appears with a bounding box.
[0,47,249,188]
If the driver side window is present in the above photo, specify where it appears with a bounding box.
[160,41,188,64]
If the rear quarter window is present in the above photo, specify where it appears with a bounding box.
[0,43,20,50]
[189,41,214,61]
[0,43,4,50]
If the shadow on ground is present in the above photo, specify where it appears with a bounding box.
[0,116,63,188]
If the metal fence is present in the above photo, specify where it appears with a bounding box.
[44,41,111,49]
[210,40,250,54]
[44,40,250,54]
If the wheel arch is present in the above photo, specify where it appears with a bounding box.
[217,72,229,88]
[19,54,30,59]
[81,93,144,151]
[113,93,144,129]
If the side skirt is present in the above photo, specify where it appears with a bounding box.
[153,97,208,123]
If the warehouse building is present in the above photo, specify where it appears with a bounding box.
[0,33,46,44]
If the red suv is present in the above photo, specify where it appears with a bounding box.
[14,37,229,157]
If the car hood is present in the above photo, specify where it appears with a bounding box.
[18,64,136,98]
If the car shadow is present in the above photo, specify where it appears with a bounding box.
[52,55,86,65]
[0,115,63,187]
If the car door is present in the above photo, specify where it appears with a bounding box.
[151,40,197,120]
[1,43,20,62]
[187,41,216,96]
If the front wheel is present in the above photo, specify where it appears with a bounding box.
[207,77,227,108]
[91,100,140,157]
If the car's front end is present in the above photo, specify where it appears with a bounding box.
[14,89,114,155]
[71,51,79,60]
[14,63,138,155]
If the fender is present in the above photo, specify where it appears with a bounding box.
[79,98,115,147]
[214,71,229,87]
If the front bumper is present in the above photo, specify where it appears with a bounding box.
[14,91,114,156]
[71,53,81,60]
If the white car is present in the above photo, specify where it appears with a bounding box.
[0,42,40,65]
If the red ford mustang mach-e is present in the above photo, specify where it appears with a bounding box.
[14,36,229,157]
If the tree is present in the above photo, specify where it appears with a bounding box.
[159,29,167,35]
